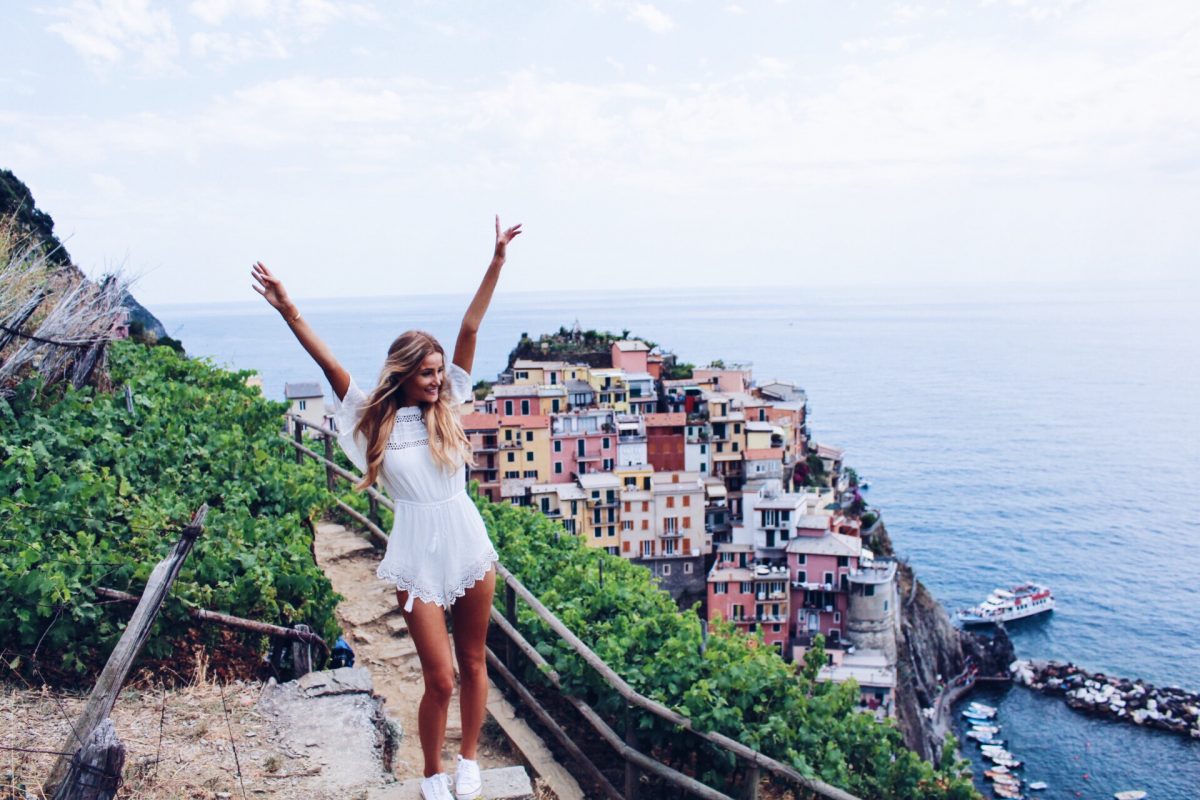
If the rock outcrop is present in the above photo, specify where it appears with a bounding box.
[867,522,1014,762]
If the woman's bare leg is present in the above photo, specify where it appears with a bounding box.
[449,567,496,760]
[398,590,455,777]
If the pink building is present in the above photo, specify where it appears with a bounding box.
[551,409,616,482]
[706,556,790,655]
[787,528,862,653]
[610,340,650,373]
[490,385,542,417]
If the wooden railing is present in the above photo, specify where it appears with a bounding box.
[284,413,861,800]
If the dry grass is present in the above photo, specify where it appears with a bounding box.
[1,650,343,800]
[0,218,128,395]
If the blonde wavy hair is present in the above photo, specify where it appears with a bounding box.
[353,330,473,490]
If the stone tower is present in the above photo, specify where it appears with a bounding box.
[846,557,900,665]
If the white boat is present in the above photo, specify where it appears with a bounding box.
[1028,782,1048,791]
[957,583,1054,624]
[1114,792,1147,800]
[969,702,998,714]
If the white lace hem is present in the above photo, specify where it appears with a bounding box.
[379,549,499,612]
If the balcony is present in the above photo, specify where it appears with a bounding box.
[500,440,524,450]
[576,452,603,461]
[659,528,683,538]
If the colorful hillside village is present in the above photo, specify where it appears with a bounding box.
[308,335,902,717]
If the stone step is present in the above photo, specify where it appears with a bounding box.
[368,766,533,799]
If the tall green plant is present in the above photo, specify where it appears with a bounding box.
[0,340,341,679]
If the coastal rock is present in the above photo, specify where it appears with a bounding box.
[867,522,1013,762]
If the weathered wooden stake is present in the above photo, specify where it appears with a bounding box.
[46,505,208,794]
[504,583,518,673]
[52,719,124,800]
[293,418,304,464]
[321,434,336,491]
[291,623,314,677]
[741,764,760,800]
[624,702,639,800]
[368,493,381,529]
[124,385,133,414]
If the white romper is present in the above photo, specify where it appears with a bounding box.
[332,362,498,612]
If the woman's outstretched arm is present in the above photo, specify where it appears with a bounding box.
[453,215,522,375]
[251,261,352,401]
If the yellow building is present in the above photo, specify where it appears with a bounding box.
[577,472,622,554]
[588,369,630,412]
[529,482,588,536]
[498,415,552,485]
[512,360,590,387]
[614,463,654,492]
[537,385,568,415]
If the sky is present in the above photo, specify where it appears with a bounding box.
[2,0,1198,306]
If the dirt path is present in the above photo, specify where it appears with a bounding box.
[313,519,519,781]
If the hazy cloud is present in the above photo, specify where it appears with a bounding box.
[627,3,675,33]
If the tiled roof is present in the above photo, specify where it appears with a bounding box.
[785,532,861,557]
[284,382,323,399]
[461,413,501,429]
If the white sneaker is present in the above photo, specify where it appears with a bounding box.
[454,754,482,800]
[420,772,453,800]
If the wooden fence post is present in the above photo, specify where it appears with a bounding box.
[624,702,640,800]
[46,505,208,794]
[504,583,517,674]
[293,418,304,465]
[368,494,381,529]
[52,719,124,800]
[323,433,335,491]
[741,764,760,800]
[292,623,314,677]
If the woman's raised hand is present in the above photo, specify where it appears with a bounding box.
[494,215,522,262]
[251,261,294,315]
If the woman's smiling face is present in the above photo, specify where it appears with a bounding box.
[402,351,445,406]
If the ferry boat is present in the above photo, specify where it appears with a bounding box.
[956,583,1055,624]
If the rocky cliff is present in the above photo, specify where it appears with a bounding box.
[867,522,1014,762]
[1,168,168,342]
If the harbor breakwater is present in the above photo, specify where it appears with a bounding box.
[1012,659,1200,740]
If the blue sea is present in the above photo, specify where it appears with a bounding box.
[157,284,1200,799]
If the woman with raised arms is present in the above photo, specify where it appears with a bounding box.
[252,216,522,800]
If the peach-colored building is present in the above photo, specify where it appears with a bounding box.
[462,412,501,501]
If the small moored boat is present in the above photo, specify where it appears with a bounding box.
[1113,792,1147,800]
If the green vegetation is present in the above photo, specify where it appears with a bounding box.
[664,361,695,380]
[468,496,978,799]
[0,339,340,680]
[506,326,660,368]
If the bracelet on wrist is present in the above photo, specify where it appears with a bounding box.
[285,309,301,324]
